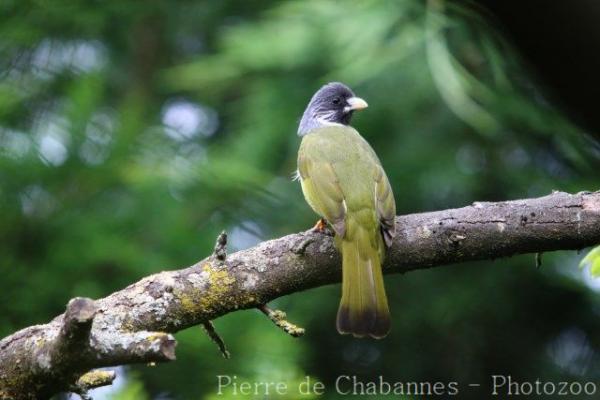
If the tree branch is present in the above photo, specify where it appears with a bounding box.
[1,191,599,399]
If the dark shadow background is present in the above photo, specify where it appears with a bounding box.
[477,0,600,138]
[0,1,599,399]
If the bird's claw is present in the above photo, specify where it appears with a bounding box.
[311,218,328,233]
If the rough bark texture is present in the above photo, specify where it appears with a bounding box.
[1,191,599,399]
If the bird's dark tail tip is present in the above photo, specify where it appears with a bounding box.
[336,305,391,339]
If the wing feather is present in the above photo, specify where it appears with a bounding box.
[298,141,346,237]
[374,164,396,247]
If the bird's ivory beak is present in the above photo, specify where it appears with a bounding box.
[345,97,369,112]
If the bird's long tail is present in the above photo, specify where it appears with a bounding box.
[336,222,390,339]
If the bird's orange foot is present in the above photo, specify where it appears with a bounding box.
[311,218,328,233]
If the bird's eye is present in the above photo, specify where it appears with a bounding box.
[332,97,341,105]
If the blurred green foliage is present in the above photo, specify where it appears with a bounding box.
[581,247,600,278]
[0,1,599,399]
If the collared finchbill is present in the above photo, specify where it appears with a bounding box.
[297,82,396,339]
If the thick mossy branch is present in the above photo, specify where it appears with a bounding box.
[1,191,599,399]
[0,297,176,399]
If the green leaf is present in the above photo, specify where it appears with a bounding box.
[580,246,600,277]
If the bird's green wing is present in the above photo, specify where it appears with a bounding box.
[298,145,346,236]
[374,164,396,247]
[339,127,395,247]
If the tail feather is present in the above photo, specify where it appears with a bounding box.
[336,225,390,339]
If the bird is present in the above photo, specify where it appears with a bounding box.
[296,82,396,338]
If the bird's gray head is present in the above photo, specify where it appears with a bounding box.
[298,82,368,136]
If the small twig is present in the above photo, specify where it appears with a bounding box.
[535,252,543,268]
[258,305,305,337]
[53,298,96,364]
[71,370,116,399]
[201,321,230,359]
[60,298,96,343]
[213,231,228,262]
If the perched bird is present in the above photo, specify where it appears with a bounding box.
[296,82,396,338]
